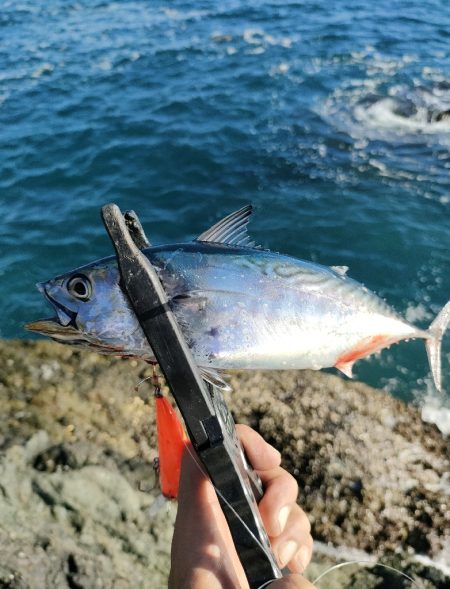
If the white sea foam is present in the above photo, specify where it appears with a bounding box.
[415,546,450,577]
[419,377,450,436]
[354,97,450,134]
[270,63,290,76]
[95,59,113,71]
[31,63,54,78]
[318,48,450,144]
[404,302,432,325]
[243,28,297,49]
[243,28,265,45]
[422,400,450,436]
[129,51,140,62]
[161,7,210,21]
[247,46,266,56]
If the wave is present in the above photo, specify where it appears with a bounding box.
[354,90,450,135]
[319,48,450,143]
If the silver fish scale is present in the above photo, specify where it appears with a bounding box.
[234,254,402,321]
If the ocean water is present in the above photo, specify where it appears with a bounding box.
[1,1,449,426]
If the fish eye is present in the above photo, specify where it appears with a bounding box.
[67,274,92,301]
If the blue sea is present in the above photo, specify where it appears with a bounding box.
[1,1,449,428]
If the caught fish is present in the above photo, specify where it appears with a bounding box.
[26,205,449,391]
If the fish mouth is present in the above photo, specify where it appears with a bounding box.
[25,318,124,355]
[25,285,124,355]
[25,317,84,340]
[25,284,81,340]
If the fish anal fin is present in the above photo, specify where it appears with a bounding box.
[196,205,260,248]
[335,334,393,379]
[335,361,354,379]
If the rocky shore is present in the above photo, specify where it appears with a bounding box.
[0,340,448,588]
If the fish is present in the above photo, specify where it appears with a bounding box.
[26,205,450,392]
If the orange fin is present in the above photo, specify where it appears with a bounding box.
[335,334,392,379]
[155,393,188,499]
[335,361,354,378]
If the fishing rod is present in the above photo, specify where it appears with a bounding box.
[101,204,283,589]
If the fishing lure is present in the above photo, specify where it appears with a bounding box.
[154,389,188,499]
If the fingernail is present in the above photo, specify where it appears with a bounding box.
[279,540,298,567]
[277,505,290,534]
[296,545,310,572]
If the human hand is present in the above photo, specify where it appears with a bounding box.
[168,424,315,589]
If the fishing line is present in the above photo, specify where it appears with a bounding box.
[312,559,421,587]
[133,375,152,392]
[134,362,161,393]
[257,581,278,589]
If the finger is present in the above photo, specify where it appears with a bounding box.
[268,573,317,588]
[271,508,313,571]
[257,467,299,536]
[179,425,282,510]
[179,424,280,505]
[236,425,313,570]
[236,424,281,471]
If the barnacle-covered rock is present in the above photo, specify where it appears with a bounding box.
[0,340,448,588]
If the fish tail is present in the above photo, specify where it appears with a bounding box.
[425,300,450,393]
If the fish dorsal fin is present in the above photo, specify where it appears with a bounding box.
[331,265,349,276]
[196,205,256,248]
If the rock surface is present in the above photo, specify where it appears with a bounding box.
[0,340,448,588]
[227,370,449,558]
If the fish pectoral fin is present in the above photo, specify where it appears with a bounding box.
[170,291,209,309]
[335,360,354,379]
[195,204,260,249]
[199,367,232,392]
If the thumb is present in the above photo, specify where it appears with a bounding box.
[177,443,218,507]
